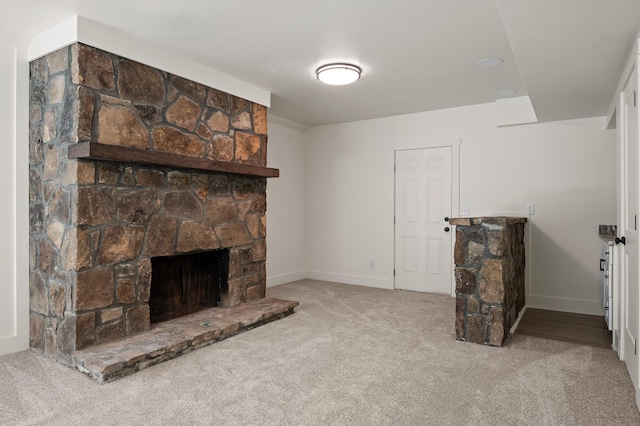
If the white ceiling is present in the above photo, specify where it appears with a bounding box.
[2,0,640,127]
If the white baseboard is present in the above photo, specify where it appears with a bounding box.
[526,295,603,316]
[0,334,29,357]
[306,271,393,290]
[266,271,308,288]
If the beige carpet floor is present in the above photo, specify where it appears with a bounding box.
[1,279,639,425]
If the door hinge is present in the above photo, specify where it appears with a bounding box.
[394,217,396,225]
[635,339,637,355]
[635,91,637,107]
[393,269,396,277]
[636,214,637,231]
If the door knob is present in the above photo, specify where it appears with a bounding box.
[615,236,626,245]
[444,217,449,222]
[444,227,450,232]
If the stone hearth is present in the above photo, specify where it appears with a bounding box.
[28,42,294,373]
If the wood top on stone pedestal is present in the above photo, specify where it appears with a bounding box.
[449,217,528,227]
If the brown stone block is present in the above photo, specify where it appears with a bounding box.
[209,175,230,196]
[77,86,95,142]
[454,267,477,295]
[164,191,203,220]
[125,304,150,335]
[177,221,219,253]
[38,239,58,276]
[253,104,267,135]
[116,264,135,278]
[169,74,207,103]
[97,163,121,185]
[138,259,152,303]
[98,104,150,149]
[76,311,96,349]
[50,187,71,223]
[228,250,241,278]
[76,187,112,226]
[144,215,178,256]
[467,314,488,344]
[135,169,166,188]
[206,111,230,133]
[207,134,234,162]
[47,219,65,249]
[31,56,48,84]
[100,307,123,324]
[468,241,484,265]
[206,88,231,112]
[487,229,505,257]
[455,296,465,340]
[29,203,45,234]
[231,111,252,130]
[467,296,479,313]
[44,325,57,356]
[205,197,238,224]
[57,313,76,356]
[48,281,66,318]
[489,307,507,346]
[231,97,248,114]
[97,320,124,344]
[246,284,262,302]
[30,313,46,351]
[479,259,505,304]
[72,44,115,90]
[234,132,261,165]
[43,144,58,180]
[166,95,202,132]
[246,214,260,239]
[135,104,162,127]
[252,239,266,262]
[251,193,266,213]
[168,171,191,189]
[116,279,136,304]
[29,168,42,202]
[232,177,257,200]
[215,223,253,248]
[46,47,68,74]
[196,123,212,141]
[75,268,114,311]
[76,161,96,184]
[60,227,92,271]
[117,59,165,103]
[116,188,161,223]
[30,272,48,315]
[152,125,204,157]
[47,74,65,105]
[466,228,485,242]
[43,107,56,143]
[97,225,145,265]
[193,174,209,200]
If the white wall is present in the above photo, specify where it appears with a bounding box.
[304,104,615,314]
[0,39,29,356]
[265,121,307,287]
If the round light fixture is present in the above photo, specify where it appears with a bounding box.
[477,57,503,68]
[316,63,361,85]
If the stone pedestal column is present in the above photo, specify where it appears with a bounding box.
[449,217,527,346]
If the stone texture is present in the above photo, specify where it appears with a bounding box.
[468,241,484,265]
[166,95,202,132]
[50,187,71,223]
[231,111,252,130]
[208,134,234,162]
[209,175,230,196]
[138,259,152,303]
[29,203,45,234]
[206,111,229,133]
[98,105,150,149]
[47,219,65,249]
[43,144,59,179]
[43,108,57,143]
[38,239,58,276]
[76,312,96,349]
[489,307,506,346]
[253,104,267,135]
[235,132,261,165]
[97,164,121,185]
[206,88,231,112]
[75,269,114,311]
[246,213,260,239]
[144,215,178,256]
[97,226,145,265]
[479,259,505,304]
[168,171,191,189]
[170,74,207,103]
[152,125,205,157]
[455,267,476,295]
[101,307,123,324]
[215,223,253,248]
[196,123,212,141]
[76,187,112,226]
[487,229,505,256]
[126,305,150,335]
[48,281,66,318]
[135,169,166,188]
[117,60,165,103]
[164,191,203,220]
[77,86,95,142]
[97,320,125,344]
[252,239,266,262]
[231,97,249,115]
[467,315,488,344]
[135,105,162,126]
[177,222,219,253]
[72,44,115,90]
[48,75,65,104]
[116,189,161,223]
[30,313,46,351]
[205,197,238,224]
[116,279,136,304]
[30,272,48,315]
[46,48,69,74]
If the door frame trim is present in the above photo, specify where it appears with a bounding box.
[389,138,461,296]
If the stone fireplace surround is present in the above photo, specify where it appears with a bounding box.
[28,42,295,371]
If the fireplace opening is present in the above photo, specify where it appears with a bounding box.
[149,249,230,324]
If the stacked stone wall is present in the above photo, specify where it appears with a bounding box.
[29,43,268,364]
[451,217,526,346]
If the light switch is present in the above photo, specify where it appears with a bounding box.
[527,203,535,215]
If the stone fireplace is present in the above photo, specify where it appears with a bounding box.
[29,42,286,368]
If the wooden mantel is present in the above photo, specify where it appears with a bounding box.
[68,142,279,178]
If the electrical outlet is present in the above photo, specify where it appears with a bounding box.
[459,204,469,216]
[527,203,535,215]
[370,260,376,269]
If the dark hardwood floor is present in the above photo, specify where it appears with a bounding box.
[514,308,613,349]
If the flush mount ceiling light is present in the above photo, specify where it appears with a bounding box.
[316,63,361,85]
[477,57,503,68]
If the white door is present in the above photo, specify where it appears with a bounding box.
[395,147,452,294]
[622,67,639,388]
